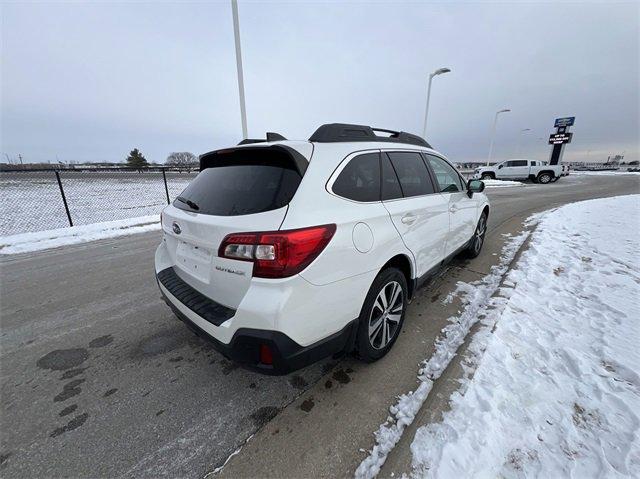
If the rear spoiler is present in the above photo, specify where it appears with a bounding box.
[237,132,287,145]
[198,144,308,176]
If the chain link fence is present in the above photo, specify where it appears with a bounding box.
[0,168,198,236]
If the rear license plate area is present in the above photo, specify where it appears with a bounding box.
[176,241,212,282]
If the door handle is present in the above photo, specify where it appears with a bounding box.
[401,214,417,225]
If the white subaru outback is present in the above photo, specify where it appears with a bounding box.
[156,123,489,374]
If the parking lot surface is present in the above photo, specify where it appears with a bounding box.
[1,174,638,477]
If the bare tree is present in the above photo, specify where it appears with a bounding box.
[166,152,197,170]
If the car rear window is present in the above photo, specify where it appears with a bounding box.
[332,153,381,202]
[174,149,303,216]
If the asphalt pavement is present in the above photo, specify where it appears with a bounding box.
[1,174,638,478]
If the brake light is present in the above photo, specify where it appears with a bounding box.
[218,224,336,278]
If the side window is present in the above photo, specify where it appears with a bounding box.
[512,160,528,167]
[381,154,403,200]
[426,155,464,193]
[386,152,435,197]
[530,160,537,166]
[504,160,515,167]
[332,152,380,202]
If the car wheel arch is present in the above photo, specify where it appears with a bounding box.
[380,254,414,300]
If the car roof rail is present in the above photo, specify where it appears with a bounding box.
[237,132,287,145]
[308,123,431,148]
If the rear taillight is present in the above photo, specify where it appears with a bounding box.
[218,224,336,278]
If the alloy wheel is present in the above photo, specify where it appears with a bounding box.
[368,281,403,349]
[473,215,487,254]
[539,174,551,183]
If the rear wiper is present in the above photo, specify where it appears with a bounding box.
[176,196,200,211]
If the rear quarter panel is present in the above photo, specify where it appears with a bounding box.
[280,145,414,286]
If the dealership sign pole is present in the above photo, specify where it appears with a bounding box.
[548,116,575,165]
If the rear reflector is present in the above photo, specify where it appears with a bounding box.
[259,344,273,365]
[219,224,336,278]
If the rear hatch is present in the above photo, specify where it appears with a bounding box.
[161,144,310,309]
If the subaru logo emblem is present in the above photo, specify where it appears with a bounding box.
[172,222,181,235]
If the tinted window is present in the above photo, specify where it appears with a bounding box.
[175,160,301,216]
[332,153,380,202]
[505,160,528,167]
[381,154,403,200]
[426,155,464,193]
[387,152,435,197]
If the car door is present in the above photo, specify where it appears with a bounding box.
[425,154,478,256]
[503,160,529,179]
[381,151,449,277]
[497,160,515,178]
[494,161,509,178]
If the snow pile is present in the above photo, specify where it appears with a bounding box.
[0,215,160,255]
[571,170,640,176]
[354,230,532,478]
[481,179,525,188]
[409,194,640,477]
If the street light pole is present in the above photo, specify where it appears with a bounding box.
[487,108,511,166]
[422,67,451,140]
[231,0,248,140]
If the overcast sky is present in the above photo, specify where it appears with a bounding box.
[1,1,638,164]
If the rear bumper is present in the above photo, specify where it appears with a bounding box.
[158,283,356,375]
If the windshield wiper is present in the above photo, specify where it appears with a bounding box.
[176,196,200,211]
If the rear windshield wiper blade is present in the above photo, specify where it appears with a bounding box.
[176,196,200,211]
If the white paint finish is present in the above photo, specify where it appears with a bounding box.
[383,194,449,277]
[444,191,482,256]
[160,203,287,309]
[474,159,562,181]
[154,139,489,353]
[352,222,374,253]
[158,244,377,346]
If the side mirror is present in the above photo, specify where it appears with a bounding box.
[498,164,503,169]
[467,179,485,197]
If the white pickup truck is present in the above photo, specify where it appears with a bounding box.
[473,159,562,184]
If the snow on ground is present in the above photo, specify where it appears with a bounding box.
[355,230,532,478]
[0,215,160,255]
[571,170,640,176]
[409,194,640,478]
[481,179,525,188]
[0,171,194,236]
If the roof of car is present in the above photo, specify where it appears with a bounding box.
[234,123,431,148]
[200,123,444,171]
[231,139,442,161]
[308,123,430,148]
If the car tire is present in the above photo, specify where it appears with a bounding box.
[537,172,552,184]
[481,173,494,180]
[355,267,408,362]
[462,211,488,259]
